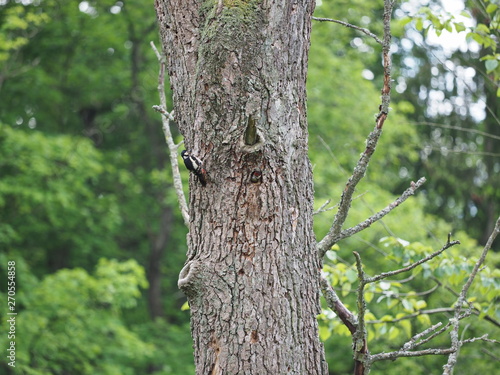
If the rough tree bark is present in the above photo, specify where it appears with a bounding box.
[155,0,327,374]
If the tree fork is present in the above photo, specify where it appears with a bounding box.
[155,1,327,374]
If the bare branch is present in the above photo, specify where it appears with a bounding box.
[152,104,175,121]
[455,215,500,307]
[409,121,500,141]
[367,308,453,324]
[462,335,499,345]
[371,347,455,362]
[313,192,368,216]
[443,215,500,374]
[402,322,445,351]
[150,41,190,227]
[365,238,460,284]
[320,276,357,334]
[313,199,332,215]
[312,17,383,45]
[376,1,394,129]
[317,0,395,258]
[316,127,383,256]
[353,252,369,375]
[323,177,426,248]
[344,235,466,369]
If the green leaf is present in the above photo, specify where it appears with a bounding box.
[365,291,374,303]
[415,17,424,31]
[444,21,453,33]
[388,326,400,341]
[388,298,399,309]
[417,314,431,327]
[402,299,413,312]
[346,269,358,283]
[399,320,412,338]
[341,282,351,297]
[486,4,498,14]
[414,300,427,310]
[454,22,467,33]
[485,59,499,73]
[476,24,490,34]
[319,325,332,341]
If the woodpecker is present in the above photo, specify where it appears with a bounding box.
[181,150,207,186]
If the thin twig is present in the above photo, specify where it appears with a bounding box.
[150,41,190,226]
[313,199,332,215]
[402,322,444,351]
[412,321,452,349]
[313,192,368,216]
[368,308,453,324]
[312,17,383,45]
[461,335,498,345]
[365,238,460,284]
[409,121,500,141]
[371,347,455,362]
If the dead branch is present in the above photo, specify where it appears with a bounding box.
[320,177,427,253]
[320,276,357,334]
[365,238,460,284]
[150,41,190,227]
[317,0,394,258]
[353,252,369,375]
[312,17,383,45]
[367,308,454,324]
[443,215,500,374]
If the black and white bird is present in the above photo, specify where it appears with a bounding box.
[181,150,207,186]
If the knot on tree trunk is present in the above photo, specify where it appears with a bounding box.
[178,260,203,298]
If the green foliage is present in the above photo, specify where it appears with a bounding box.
[0,257,153,375]
[133,321,195,375]
[0,0,192,372]
[407,0,500,96]
[320,234,500,373]
[0,124,123,270]
[0,5,49,63]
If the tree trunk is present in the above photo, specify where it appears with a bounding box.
[155,1,327,373]
[147,206,173,319]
